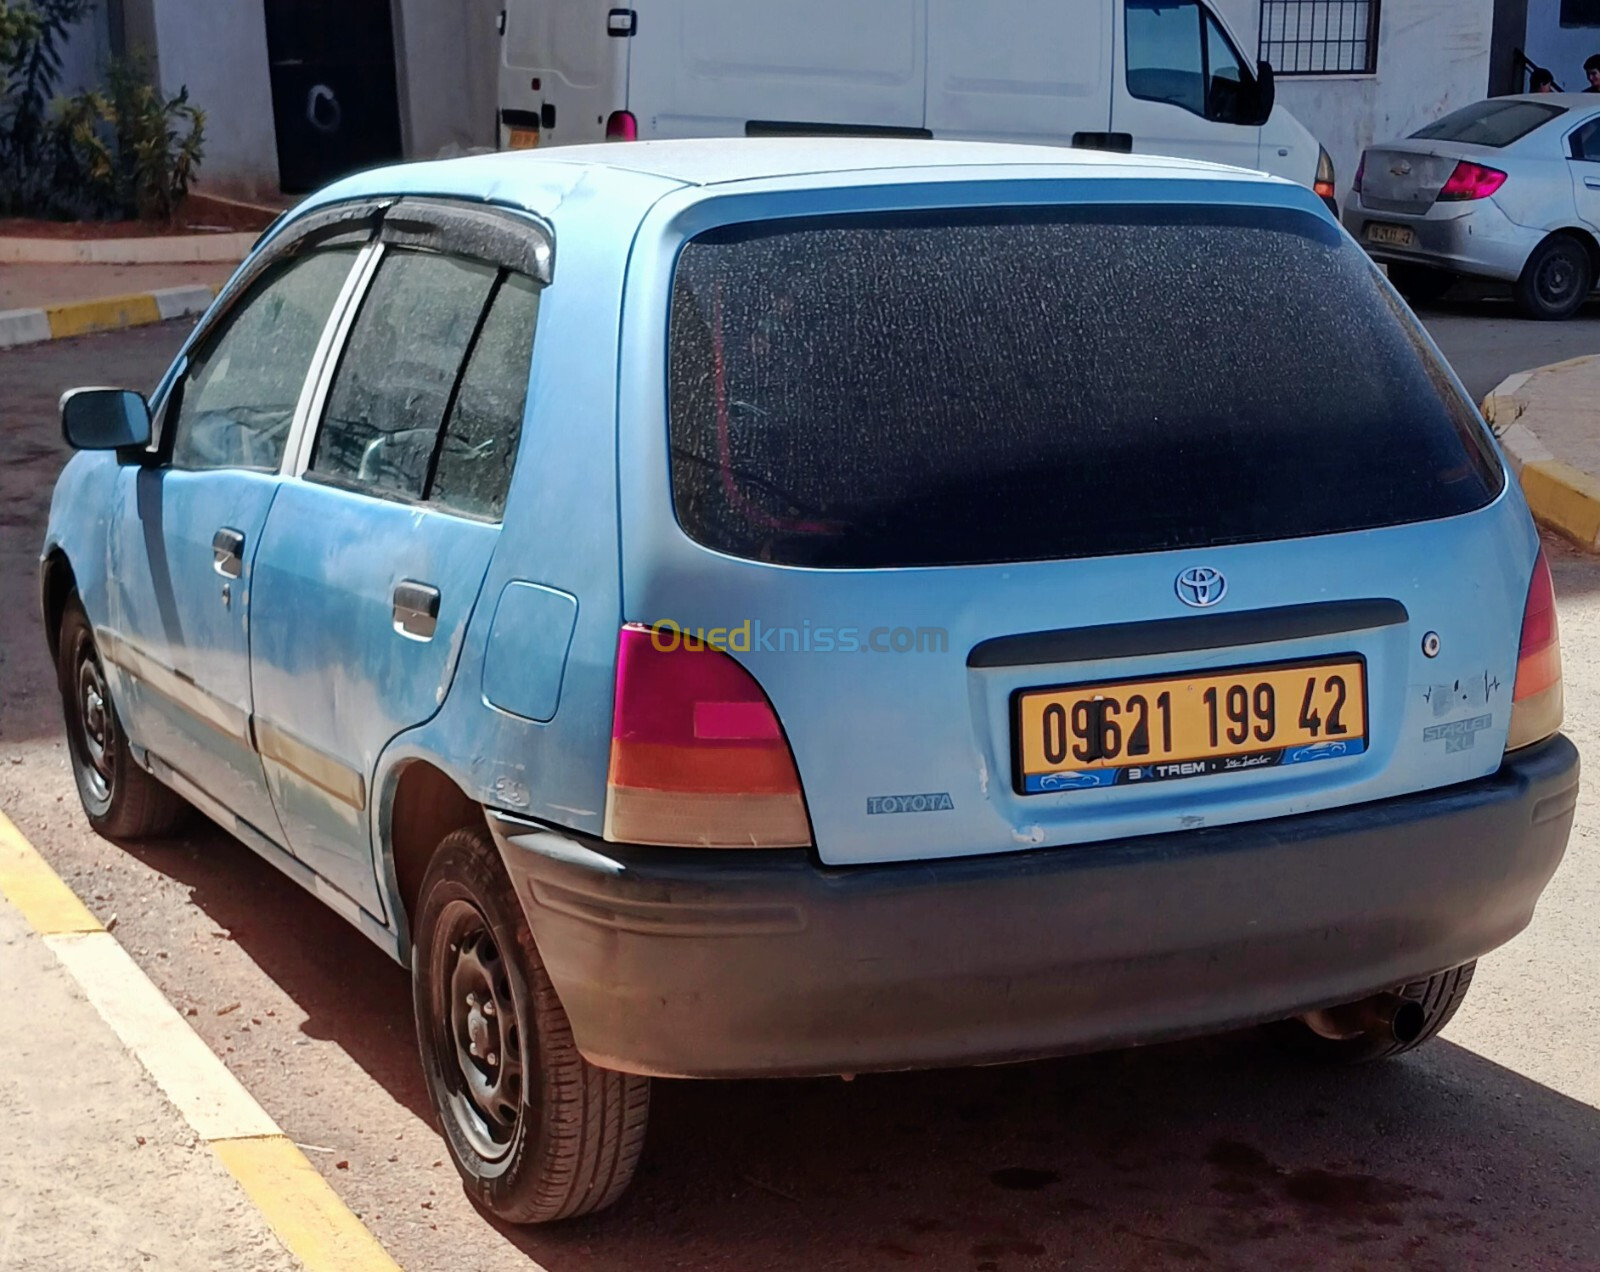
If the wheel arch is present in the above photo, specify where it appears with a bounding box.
[41,548,78,665]
[376,754,489,956]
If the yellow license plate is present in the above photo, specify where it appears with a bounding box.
[1368,224,1415,247]
[508,127,540,150]
[1015,658,1367,793]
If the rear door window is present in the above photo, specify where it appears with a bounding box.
[666,205,1502,569]
[1410,100,1565,147]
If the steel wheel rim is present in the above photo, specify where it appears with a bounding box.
[432,900,527,1162]
[73,641,114,803]
[1538,253,1580,307]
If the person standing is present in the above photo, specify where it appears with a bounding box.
[1531,68,1558,92]
[1586,54,1600,91]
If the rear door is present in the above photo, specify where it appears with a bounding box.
[501,0,628,146]
[248,206,546,915]
[925,0,1112,145]
[1111,0,1261,168]
[630,189,1521,868]
[625,0,926,137]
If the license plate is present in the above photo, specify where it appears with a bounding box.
[1367,223,1415,247]
[1015,657,1367,794]
[508,127,540,150]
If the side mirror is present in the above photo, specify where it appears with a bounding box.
[60,388,152,452]
[1252,59,1277,127]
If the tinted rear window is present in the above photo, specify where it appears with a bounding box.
[666,205,1502,569]
[1409,99,1565,147]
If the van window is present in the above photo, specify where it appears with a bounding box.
[1410,100,1565,148]
[1125,0,1252,123]
[666,206,1502,569]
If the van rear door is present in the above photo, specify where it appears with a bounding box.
[1111,0,1262,168]
[500,0,628,146]
[624,0,925,138]
[925,0,1113,146]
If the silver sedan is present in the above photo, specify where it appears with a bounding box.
[1344,94,1600,319]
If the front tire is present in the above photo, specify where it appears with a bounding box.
[57,596,188,839]
[413,826,650,1223]
[1263,962,1476,1065]
[1514,235,1594,320]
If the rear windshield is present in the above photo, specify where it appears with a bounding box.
[1410,99,1565,147]
[666,205,1503,569]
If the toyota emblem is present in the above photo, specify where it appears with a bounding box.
[1176,567,1228,608]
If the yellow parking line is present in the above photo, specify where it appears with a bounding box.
[44,292,163,339]
[214,1136,402,1272]
[0,810,103,934]
[0,807,403,1271]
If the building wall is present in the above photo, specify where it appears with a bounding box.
[124,0,281,198]
[392,0,500,158]
[1214,0,1496,198]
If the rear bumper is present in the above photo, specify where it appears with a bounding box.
[489,736,1578,1078]
[1341,197,1535,282]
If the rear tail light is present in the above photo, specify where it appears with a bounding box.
[1314,145,1337,204]
[604,625,811,847]
[1351,154,1365,195]
[1437,160,1507,202]
[605,110,637,141]
[1507,549,1563,751]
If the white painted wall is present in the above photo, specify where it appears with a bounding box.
[1213,0,1495,198]
[145,0,281,198]
[1524,0,1600,90]
[392,0,500,157]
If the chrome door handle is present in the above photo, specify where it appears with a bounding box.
[212,527,245,579]
[393,581,440,640]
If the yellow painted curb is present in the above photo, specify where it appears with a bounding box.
[0,808,403,1272]
[0,810,103,935]
[46,292,162,339]
[1520,459,1600,551]
[214,1136,403,1272]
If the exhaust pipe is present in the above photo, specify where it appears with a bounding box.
[1297,992,1427,1045]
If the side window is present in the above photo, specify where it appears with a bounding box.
[1126,1,1252,124]
[169,249,356,471]
[1203,15,1249,123]
[1126,0,1204,116]
[311,249,498,500]
[1571,120,1600,161]
[430,274,540,520]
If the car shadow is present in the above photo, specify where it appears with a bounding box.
[119,820,1600,1270]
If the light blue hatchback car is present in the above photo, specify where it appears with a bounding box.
[44,140,1579,1222]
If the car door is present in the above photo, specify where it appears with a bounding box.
[1566,114,1600,233]
[1112,0,1262,169]
[248,208,545,916]
[106,246,361,842]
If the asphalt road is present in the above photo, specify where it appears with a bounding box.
[1414,287,1600,403]
[2,320,1599,1271]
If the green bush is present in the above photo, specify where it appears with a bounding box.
[55,56,204,221]
[0,0,92,213]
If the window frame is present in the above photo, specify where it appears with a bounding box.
[1561,0,1600,28]
[291,200,552,523]
[1258,0,1380,78]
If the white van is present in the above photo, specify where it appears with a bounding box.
[497,0,1336,204]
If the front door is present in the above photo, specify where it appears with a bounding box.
[263,0,403,192]
[107,248,360,840]
[249,242,541,915]
[1111,0,1262,170]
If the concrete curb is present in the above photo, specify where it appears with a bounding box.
[0,284,217,350]
[0,231,256,265]
[1485,358,1600,552]
[0,810,402,1272]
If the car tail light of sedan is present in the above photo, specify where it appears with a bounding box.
[1437,160,1507,202]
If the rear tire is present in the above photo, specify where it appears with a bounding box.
[1514,235,1593,320]
[413,826,650,1223]
[1386,262,1457,306]
[57,596,189,839]
[1263,961,1476,1065]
